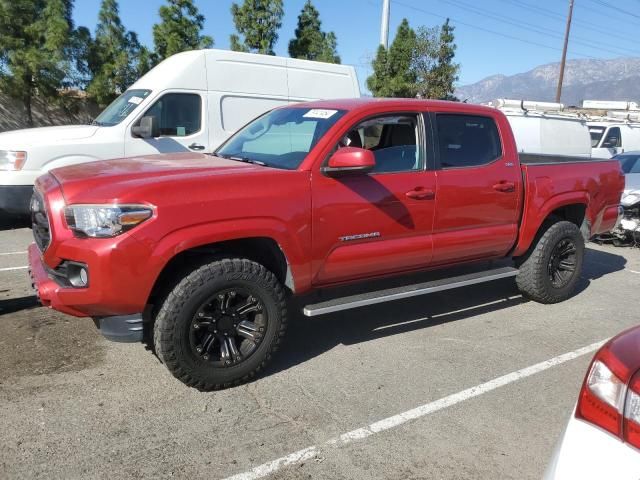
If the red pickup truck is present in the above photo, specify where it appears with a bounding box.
[28,99,623,390]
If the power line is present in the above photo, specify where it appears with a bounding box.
[391,0,599,59]
[577,0,640,27]
[587,0,640,20]
[441,0,640,58]
[500,0,640,43]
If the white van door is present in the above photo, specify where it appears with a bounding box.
[124,90,209,157]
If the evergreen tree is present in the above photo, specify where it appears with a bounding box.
[153,0,213,61]
[0,0,73,125]
[413,19,459,100]
[67,26,94,90]
[86,0,145,107]
[230,0,284,55]
[288,1,340,64]
[431,19,459,100]
[367,19,417,97]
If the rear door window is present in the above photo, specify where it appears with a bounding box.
[436,114,502,168]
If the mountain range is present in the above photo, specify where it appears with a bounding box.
[455,57,640,106]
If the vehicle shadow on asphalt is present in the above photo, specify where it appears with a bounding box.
[0,295,39,316]
[264,247,626,378]
[0,217,29,231]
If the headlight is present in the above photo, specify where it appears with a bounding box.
[0,150,27,171]
[621,191,640,207]
[64,204,153,238]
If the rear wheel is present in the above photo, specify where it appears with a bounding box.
[154,258,287,390]
[516,220,584,304]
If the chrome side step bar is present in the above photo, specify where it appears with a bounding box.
[302,266,518,317]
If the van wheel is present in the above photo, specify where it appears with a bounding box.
[154,258,287,390]
[515,220,584,304]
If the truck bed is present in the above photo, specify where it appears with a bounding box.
[512,155,623,256]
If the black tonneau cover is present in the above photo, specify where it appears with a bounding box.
[519,153,615,165]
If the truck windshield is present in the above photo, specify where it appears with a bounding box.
[215,107,346,169]
[589,127,605,147]
[92,89,152,126]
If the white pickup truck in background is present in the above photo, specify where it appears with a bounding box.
[0,49,360,221]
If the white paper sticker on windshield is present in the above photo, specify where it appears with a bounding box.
[303,109,338,119]
[128,96,144,105]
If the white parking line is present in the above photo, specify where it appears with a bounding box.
[628,269,640,275]
[0,251,27,256]
[0,266,28,272]
[223,340,606,480]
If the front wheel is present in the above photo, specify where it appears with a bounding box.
[515,220,584,304]
[154,258,287,390]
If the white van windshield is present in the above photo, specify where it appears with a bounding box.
[93,89,152,126]
[216,107,346,170]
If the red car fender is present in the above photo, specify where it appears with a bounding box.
[142,217,311,295]
[512,189,591,257]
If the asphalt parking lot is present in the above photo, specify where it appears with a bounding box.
[1,227,639,480]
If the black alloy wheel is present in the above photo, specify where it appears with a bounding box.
[547,238,577,288]
[189,288,267,367]
[154,258,287,390]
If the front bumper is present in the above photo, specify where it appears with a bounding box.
[28,243,82,316]
[29,244,144,342]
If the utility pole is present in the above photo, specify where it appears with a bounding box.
[556,0,575,103]
[380,0,390,48]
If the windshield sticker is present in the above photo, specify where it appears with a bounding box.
[303,109,338,119]
[128,96,144,105]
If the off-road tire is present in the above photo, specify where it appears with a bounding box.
[154,258,287,390]
[516,220,584,304]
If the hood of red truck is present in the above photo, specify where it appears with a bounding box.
[52,152,261,183]
[50,152,279,203]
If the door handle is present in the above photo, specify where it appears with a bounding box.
[405,187,435,200]
[188,143,205,151]
[493,181,515,193]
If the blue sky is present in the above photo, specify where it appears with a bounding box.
[73,0,640,91]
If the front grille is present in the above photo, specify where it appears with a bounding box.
[31,191,51,252]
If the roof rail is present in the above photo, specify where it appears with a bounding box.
[492,98,565,112]
[582,100,640,111]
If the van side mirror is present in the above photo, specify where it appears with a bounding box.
[322,147,376,177]
[132,116,159,139]
[603,136,619,148]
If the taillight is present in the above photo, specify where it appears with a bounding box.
[577,359,625,436]
[624,372,640,449]
[576,331,640,449]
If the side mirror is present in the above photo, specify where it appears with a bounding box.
[132,116,159,139]
[322,147,375,177]
[604,137,619,148]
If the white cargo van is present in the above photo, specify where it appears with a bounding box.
[490,99,592,157]
[0,49,360,219]
[589,121,640,159]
